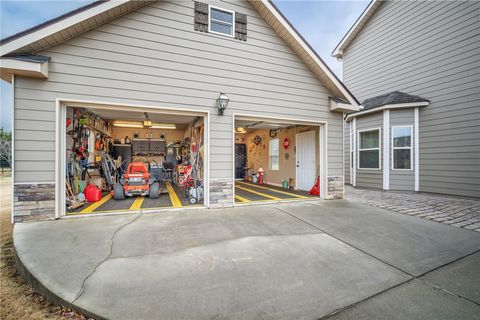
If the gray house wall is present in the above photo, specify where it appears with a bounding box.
[342,0,480,198]
[13,0,345,221]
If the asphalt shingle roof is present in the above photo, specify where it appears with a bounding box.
[361,91,429,110]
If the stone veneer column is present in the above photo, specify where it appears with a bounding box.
[14,183,56,222]
[326,176,344,200]
[209,178,233,208]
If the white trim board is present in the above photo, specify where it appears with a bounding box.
[345,102,429,121]
[382,110,390,189]
[352,118,356,186]
[414,107,420,192]
[0,58,49,82]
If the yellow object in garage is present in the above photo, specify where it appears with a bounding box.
[129,196,145,210]
[80,193,112,214]
[166,182,182,208]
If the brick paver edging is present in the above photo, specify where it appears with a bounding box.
[345,186,480,232]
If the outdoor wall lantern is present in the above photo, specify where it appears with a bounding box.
[217,92,229,115]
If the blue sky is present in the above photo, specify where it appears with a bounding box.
[0,0,368,132]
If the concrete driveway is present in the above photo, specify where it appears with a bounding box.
[14,200,480,319]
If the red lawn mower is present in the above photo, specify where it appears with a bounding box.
[113,162,160,200]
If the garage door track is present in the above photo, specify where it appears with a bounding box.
[14,200,480,319]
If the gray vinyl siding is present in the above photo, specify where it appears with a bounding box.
[389,109,415,191]
[13,0,343,183]
[343,0,480,197]
[355,112,383,189]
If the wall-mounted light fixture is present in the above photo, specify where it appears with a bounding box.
[217,92,229,115]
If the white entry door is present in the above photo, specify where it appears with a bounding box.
[296,131,316,191]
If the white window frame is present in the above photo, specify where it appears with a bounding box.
[391,125,413,171]
[357,127,381,170]
[208,5,235,37]
[269,138,280,171]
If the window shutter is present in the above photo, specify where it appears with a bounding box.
[235,12,247,41]
[194,1,209,32]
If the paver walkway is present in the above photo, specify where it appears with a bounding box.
[345,186,480,232]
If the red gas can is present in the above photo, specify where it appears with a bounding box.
[84,184,102,202]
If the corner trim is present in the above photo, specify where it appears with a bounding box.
[383,110,390,190]
[414,107,420,191]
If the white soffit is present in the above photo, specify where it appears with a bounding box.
[0,0,152,56]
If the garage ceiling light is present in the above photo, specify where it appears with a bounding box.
[235,127,247,134]
[113,121,176,129]
[151,124,176,129]
[113,121,143,128]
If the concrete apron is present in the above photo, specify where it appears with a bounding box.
[13,201,480,320]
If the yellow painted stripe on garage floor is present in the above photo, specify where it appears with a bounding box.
[235,195,251,203]
[80,193,112,214]
[236,181,308,198]
[166,182,182,208]
[235,185,281,201]
[129,196,145,210]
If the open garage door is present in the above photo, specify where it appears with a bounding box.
[233,115,326,204]
[62,103,207,216]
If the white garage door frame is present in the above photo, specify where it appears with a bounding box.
[232,113,328,205]
[54,97,210,219]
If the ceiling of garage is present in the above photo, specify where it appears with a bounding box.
[75,106,201,129]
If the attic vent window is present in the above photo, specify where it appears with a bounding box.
[209,6,234,37]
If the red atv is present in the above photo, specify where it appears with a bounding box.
[113,162,160,200]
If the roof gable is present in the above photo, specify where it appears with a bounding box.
[332,0,382,59]
[0,0,358,108]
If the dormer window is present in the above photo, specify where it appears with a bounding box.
[209,6,234,37]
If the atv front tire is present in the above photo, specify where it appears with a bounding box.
[113,183,125,200]
[149,182,160,199]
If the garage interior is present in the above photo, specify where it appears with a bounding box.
[65,106,205,215]
[234,118,320,204]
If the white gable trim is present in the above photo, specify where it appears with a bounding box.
[332,0,381,59]
[1,0,129,56]
[259,0,359,108]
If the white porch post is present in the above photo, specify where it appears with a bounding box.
[349,121,352,185]
[414,107,419,192]
[352,118,357,187]
[383,110,390,190]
